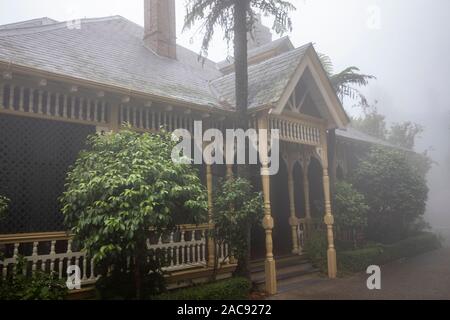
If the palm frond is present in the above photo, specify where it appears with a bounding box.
[183,0,296,58]
[331,67,376,106]
[317,52,334,76]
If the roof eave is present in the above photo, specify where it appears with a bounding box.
[0,60,233,116]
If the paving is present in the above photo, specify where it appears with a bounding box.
[269,247,450,300]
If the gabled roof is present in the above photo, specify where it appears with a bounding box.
[211,43,310,110]
[0,15,350,124]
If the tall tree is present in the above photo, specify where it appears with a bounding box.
[184,0,296,277]
[351,102,388,140]
[387,121,423,150]
[184,0,296,125]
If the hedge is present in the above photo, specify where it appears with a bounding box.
[154,277,251,300]
[339,232,441,273]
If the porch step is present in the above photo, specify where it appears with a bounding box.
[251,255,320,290]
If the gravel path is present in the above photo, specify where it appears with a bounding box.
[270,247,450,300]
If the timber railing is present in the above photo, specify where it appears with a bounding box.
[0,224,230,287]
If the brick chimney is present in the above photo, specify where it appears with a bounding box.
[144,0,177,59]
[248,14,272,50]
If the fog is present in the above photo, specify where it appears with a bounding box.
[1,0,449,233]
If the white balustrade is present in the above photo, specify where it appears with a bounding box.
[269,116,321,146]
[0,224,227,289]
[119,104,199,133]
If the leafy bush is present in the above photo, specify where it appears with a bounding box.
[334,181,368,230]
[378,232,441,263]
[304,231,328,273]
[339,232,441,273]
[213,177,263,276]
[339,245,384,273]
[154,277,251,300]
[60,129,208,299]
[0,258,68,300]
[352,146,429,243]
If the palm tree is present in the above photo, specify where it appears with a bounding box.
[319,53,376,107]
[183,0,296,277]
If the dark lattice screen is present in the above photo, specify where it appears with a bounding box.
[0,114,95,233]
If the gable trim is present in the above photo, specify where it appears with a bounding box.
[273,46,349,129]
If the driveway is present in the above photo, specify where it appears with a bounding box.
[270,247,450,300]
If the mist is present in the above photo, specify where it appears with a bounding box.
[1,0,449,233]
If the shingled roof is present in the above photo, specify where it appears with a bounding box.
[211,43,311,109]
[0,16,223,108]
[0,16,326,113]
[336,127,410,151]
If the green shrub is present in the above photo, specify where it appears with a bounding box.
[334,181,369,230]
[378,232,441,263]
[154,277,251,300]
[339,245,384,273]
[338,232,441,273]
[213,177,263,276]
[60,129,207,299]
[304,231,328,273]
[0,258,68,300]
[352,146,429,243]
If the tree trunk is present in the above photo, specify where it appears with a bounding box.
[233,0,252,279]
[234,0,249,127]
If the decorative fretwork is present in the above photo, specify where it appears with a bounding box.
[269,116,321,146]
[119,105,193,132]
[119,104,226,133]
[0,82,108,124]
[0,114,95,233]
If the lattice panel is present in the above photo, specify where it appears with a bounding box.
[0,114,95,233]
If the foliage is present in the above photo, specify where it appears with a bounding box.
[60,129,208,299]
[351,104,429,157]
[154,277,251,300]
[339,232,441,273]
[183,0,296,58]
[378,232,441,262]
[0,257,68,300]
[304,230,328,273]
[351,146,429,243]
[213,177,263,276]
[338,245,384,273]
[318,53,375,107]
[334,181,369,230]
[351,102,388,140]
[387,121,423,150]
[406,150,433,180]
[0,195,9,221]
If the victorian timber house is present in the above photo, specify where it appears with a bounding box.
[0,0,396,295]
